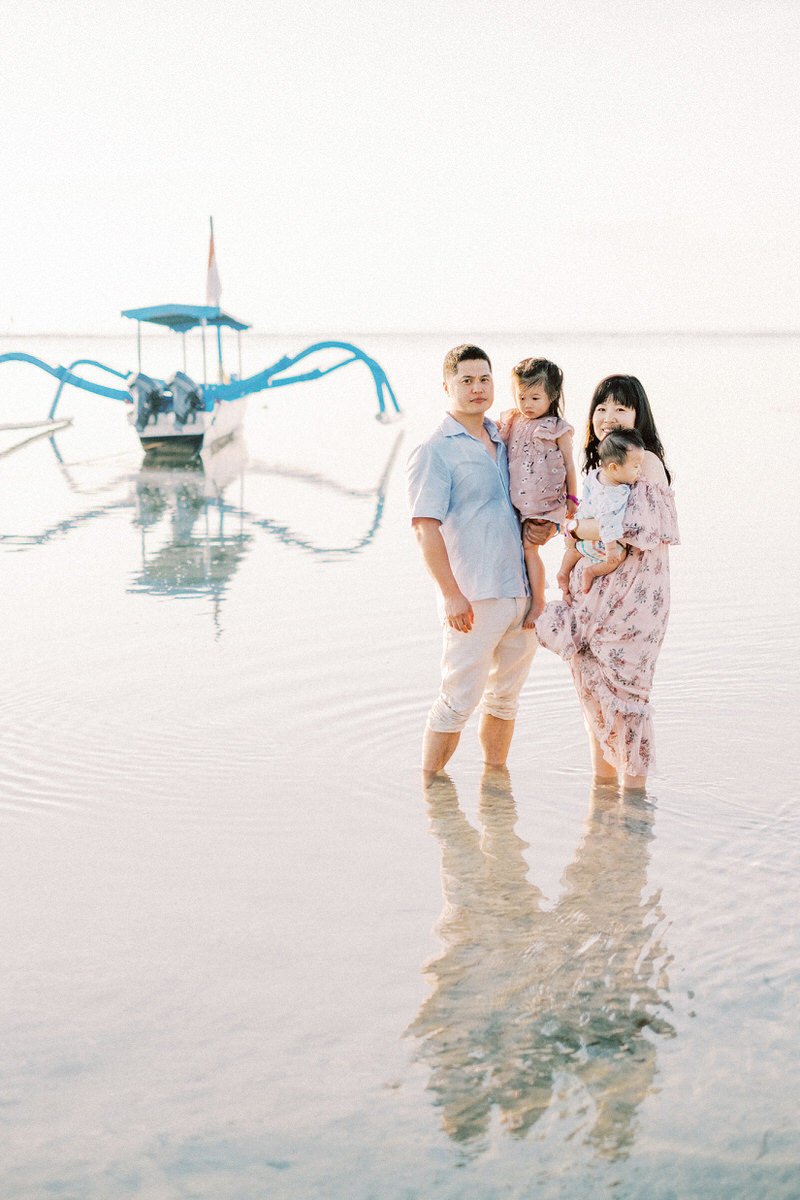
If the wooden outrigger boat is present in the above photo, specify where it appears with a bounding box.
[0,224,401,462]
[121,302,254,459]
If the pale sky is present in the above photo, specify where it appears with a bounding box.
[2,0,798,334]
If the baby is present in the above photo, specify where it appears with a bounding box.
[557,427,645,601]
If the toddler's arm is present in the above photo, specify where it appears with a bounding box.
[557,429,579,516]
[496,408,517,444]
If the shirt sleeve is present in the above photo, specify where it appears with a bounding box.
[575,475,593,519]
[406,440,451,522]
[622,480,680,548]
[596,483,630,543]
[495,409,517,444]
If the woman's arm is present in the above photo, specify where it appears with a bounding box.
[572,517,599,541]
[619,454,679,549]
[640,449,669,486]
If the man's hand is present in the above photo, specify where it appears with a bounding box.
[443,590,474,632]
[412,519,475,632]
[523,518,556,547]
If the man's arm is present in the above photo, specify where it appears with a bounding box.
[411,518,474,632]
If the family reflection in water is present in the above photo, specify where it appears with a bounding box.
[406,770,675,1159]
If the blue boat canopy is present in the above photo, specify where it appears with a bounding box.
[121,305,251,333]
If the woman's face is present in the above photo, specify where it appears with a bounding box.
[592,398,636,441]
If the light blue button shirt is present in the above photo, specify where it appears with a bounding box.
[407,413,528,601]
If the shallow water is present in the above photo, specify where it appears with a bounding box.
[0,331,798,1198]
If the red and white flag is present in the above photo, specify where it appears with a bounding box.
[206,218,222,308]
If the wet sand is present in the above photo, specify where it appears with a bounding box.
[0,331,798,1197]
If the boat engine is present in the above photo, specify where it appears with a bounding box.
[168,372,205,426]
[128,372,168,431]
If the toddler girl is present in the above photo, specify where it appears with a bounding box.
[498,358,577,625]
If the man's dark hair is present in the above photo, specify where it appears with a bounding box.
[443,344,492,379]
[598,426,645,468]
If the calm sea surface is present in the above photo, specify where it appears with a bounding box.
[0,331,798,1198]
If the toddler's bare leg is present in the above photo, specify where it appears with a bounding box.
[522,541,546,626]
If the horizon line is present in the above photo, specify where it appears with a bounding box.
[1,327,799,340]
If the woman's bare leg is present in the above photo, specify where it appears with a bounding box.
[622,772,647,792]
[589,730,618,782]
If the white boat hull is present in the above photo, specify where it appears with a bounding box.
[129,397,247,459]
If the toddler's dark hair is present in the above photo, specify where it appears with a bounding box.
[511,357,564,417]
[598,427,645,469]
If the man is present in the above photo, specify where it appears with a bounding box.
[407,344,537,780]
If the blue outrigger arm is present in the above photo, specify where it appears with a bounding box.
[204,340,401,422]
[0,340,400,423]
[0,354,131,415]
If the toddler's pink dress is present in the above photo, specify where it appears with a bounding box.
[498,410,574,525]
[534,479,679,779]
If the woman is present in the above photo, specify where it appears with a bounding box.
[535,376,679,790]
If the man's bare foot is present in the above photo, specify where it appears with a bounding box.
[523,595,544,628]
[580,563,595,594]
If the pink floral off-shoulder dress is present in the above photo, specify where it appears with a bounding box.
[534,479,679,778]
[497,411,574,524]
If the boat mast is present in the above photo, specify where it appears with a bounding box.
[208,216,224,382]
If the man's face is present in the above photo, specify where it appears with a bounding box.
[443,359,494,419]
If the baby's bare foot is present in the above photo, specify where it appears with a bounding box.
[581,563,595,594]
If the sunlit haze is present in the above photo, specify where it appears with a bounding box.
[2,0,798,334]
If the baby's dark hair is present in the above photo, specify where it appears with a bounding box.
[598,427,645,469]
[511,357,564,417]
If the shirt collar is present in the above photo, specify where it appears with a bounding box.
[441,413,501,442]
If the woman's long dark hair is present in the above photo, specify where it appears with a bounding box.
[584,375,671,484]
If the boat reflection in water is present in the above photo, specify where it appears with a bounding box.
[1,424,403,620]
[245,428,404,557]
[407,773,675,1161]
[130,434,250,614]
